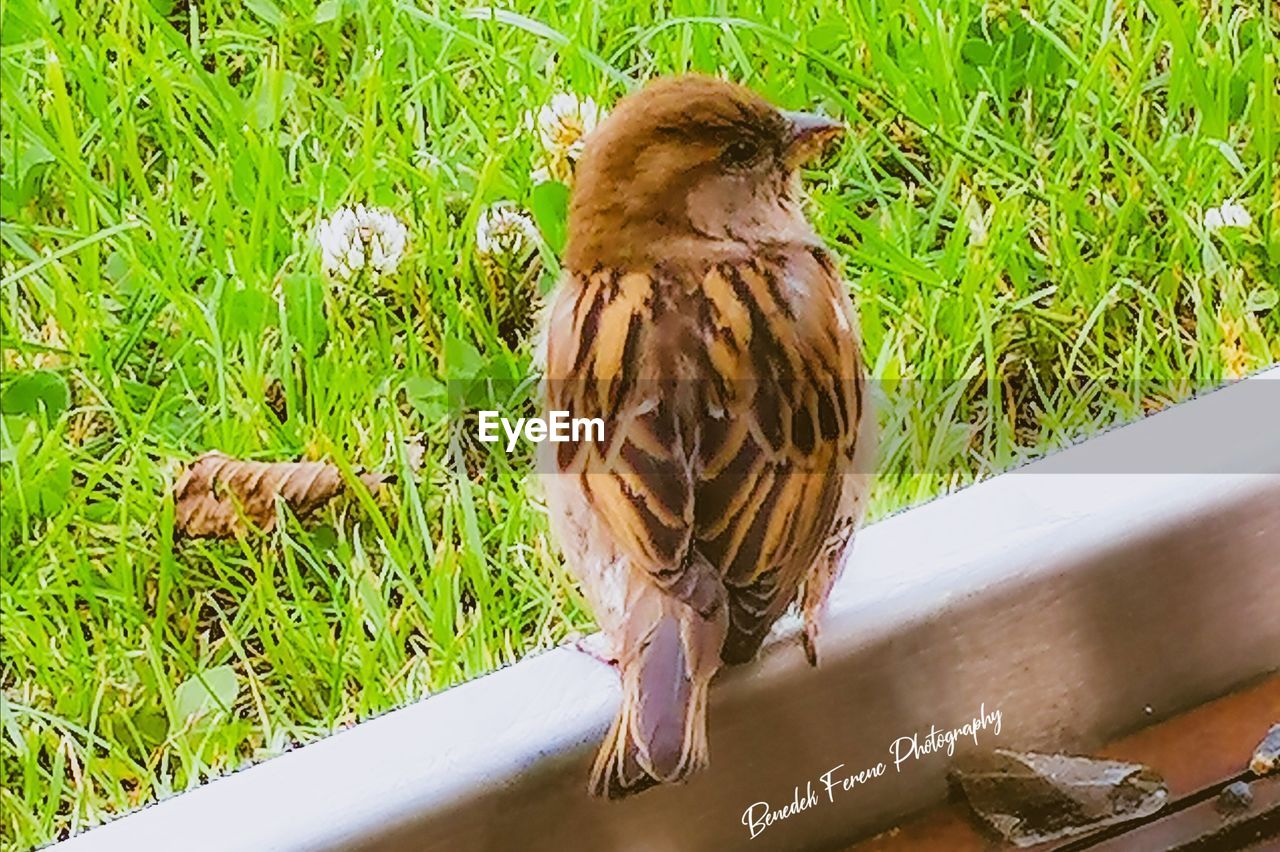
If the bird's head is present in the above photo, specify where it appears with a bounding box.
[565,75,844,272]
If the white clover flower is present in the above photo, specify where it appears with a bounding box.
[525,92,604,184]
[475,201,539,263]
[530,93,602,160]
[316,204,409,280]
[1203,202,1252,234]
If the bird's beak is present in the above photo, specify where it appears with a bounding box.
[782,110,845,166]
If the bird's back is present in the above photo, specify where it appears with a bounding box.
[543,241,866,662]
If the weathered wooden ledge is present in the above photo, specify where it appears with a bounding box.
[58,369,1280,851]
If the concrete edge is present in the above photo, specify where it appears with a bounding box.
[57,368,1280,851]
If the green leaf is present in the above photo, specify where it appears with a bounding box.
[1206,139,1247,177]
[104,250,136,287]
[809,19,846,54]
[23,454,72,519]
[18,138,55,179]
[283,273,329,356]
[132,707,168,748]
[356,570,388,637]
[1245,285,1278,314]
[443,336,487,411]
[0,0,53,45]
[0,694,23,753]
[539,267,558,295]
[443,335,484,380]
[307,523,339,553]
[529,180,569,255]
[244,0,285,27]
[223,285,277,339]
[961,39,996,66]
[1,371,70,420]
[313,0,341,24]
[404,375,448,421]
[173,666,239,727]
[231,148,259,208]
[250,68,298,130]
[301,160,347,201]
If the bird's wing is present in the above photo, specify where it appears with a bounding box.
[690,251,864,662]
[545,268,722,617]
[544,250,864,643]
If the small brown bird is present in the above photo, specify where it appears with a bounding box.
[538,75,873,798]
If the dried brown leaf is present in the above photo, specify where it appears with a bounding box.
[950,749,1169,847]
[173,451,386,538]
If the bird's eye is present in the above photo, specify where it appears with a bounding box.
[720,139,761,168]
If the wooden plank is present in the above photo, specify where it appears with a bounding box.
[849,676,1280,850]
[1087,775,1278,851]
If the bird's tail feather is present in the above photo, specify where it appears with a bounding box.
[589,603,722,798]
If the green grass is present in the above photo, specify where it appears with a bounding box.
[1,0,1276,846]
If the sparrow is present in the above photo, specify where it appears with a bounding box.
[538,75,873,798]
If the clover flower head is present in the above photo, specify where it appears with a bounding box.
[475,201,539,263]
[1202,202,1251,234]
[526,92,604,185]
[316,204,409,280]
[532,93,602,159]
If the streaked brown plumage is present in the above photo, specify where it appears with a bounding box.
[538,75,873,798]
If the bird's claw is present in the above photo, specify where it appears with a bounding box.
[569,632,620,668]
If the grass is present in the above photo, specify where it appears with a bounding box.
[1,0,1276,847]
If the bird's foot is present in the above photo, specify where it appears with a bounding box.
[567,632,619,668]
[801,624,819,667]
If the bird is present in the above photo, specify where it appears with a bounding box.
[537,74,873,799]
